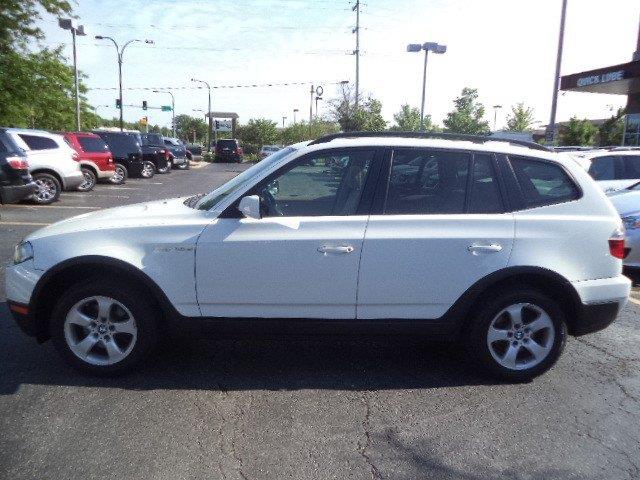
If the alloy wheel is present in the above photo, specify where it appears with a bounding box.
[141,162,155,178]
[110,165,125,184]
[486,302,555,371]
[34,177,58,203]
[64,296,138,366]
[79,169,96,191]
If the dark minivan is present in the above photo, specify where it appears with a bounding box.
[93,131,149,182]
[215,139,243,163]
[0,128,37,204]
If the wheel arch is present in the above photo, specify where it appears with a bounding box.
[30,168,64,188]
[445,266,582,336]
[78,162,99,176]
[29,255,179,342]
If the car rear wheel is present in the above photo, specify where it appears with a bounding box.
[50,280,158,375]
[78,167,97,191]
[109,164,127,184]
[467,287,567,381]
[140,161,155,178]
[30,173,61,204]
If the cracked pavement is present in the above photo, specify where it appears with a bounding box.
[1,163,639,479]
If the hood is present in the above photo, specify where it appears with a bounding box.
[27,197,209,240]
[608,189,640,217]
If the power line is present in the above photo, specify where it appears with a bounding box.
[88,80,348,91]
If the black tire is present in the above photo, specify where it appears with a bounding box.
[50,280,158,376]
[140,161,155,178]
[176,161,189,170]
[156,159,172,174]
[466,287,567,382]
[108,163,127,184]
[30,172,61,204]
[78,167,97,192]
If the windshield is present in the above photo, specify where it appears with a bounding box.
[194,146,297,210]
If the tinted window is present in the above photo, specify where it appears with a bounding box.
[253,150,373,217]
[19,134,57,150]
[385,149,470,215]
[468,154,503,213]
[78,136,109,153]
[588,156,616,180]
[218,140,237,148]
[510,156,579,207]
[95,132,137,157]
[142,134,164,146]
[620,155,640,179]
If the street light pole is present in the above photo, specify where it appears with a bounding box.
[407,42,447,131]
[191,78,212,151]
[153,89,175,137]
[59,19,86,131]
[546,0,568,145]
[293,108,299,124]
[95,35,154,131]
[492,105,503,131]
[282,116,287,128]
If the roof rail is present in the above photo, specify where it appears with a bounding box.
[308,131,551,152]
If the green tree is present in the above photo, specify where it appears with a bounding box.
[328,84,387,132]
[389,104,436,131]
[506,103,535,132]
[173,114,207,143]
[598,108,625,146]
[443,87,490,135]
[235,118,279,154]
[560,117,598,146]
[1,0,72,51]
[281,119,340,145]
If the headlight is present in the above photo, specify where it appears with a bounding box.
[13,241,33,264]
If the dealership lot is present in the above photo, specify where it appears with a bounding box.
[1,163,640,479]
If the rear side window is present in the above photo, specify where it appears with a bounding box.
[385,149,470,214]
[510,156,579,207]
[78,136,109,153]
[19,134,57,150]
[218,140,237,148]
[588,156,616,180]
[468,154,503,213]
[620,155,640,179]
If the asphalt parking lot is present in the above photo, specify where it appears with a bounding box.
[1,162,639,480]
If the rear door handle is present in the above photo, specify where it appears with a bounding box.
[317,245,354,254]
[468,243,503,255]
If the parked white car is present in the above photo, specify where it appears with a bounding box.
[569,148,640,193]
[6,133,630,380]
[5,129,85,204]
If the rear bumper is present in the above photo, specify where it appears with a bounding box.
[0,181,38,204]
[570,275,630,336]
[63,171,85,191]
[573,301,621,336]
[96,168,115,179]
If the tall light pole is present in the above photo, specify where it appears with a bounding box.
[492,105,503,131]
[153,89,175,137]
[95,35,154,131]
[546,0,568,145]
[282,116,287,128]
[407,42,447,131]
[293,108,299,124]
[315,97,322,119]
[59,19,86,131]
[191,78,212,151]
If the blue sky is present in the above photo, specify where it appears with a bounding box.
[37,0,640,129]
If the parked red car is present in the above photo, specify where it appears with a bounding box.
[63,132,119,190]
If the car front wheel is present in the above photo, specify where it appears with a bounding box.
[467,287,567,381]
[50,280,158,375]
[156,160,172,174]
[140,161,155,178]
[78,167,97,191]
[176,161,189,170]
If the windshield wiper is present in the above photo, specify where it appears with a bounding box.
[183,193,205,208]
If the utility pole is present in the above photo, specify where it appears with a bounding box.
[309,85,314,123]
[493,105,503,131]
[315,97,322,119]
[59,20,86,131]
[293,108,299,124]
[546,0,568,145]
[352,0,360,107]
[282,116,287,128]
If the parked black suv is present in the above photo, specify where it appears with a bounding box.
[140,133,172,174]
[215,139,243,163]
[93,131,147,182]
[0,128,37,204]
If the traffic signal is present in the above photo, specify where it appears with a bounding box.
[142,100,148,110]
[140,116,148,126]
[115,98,121,108]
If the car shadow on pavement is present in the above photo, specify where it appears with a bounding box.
[1,308,507,395]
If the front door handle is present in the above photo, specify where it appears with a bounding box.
[468,243,503,255]
[317,245,354,254]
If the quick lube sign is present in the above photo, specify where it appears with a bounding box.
[577,70,625,87]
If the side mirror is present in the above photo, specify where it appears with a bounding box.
[238,195,261,219]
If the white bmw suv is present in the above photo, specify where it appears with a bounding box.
[6,133,631,380]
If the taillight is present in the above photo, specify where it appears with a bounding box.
[7,156,29,170]
[71,151,79,161]
[609,228,626,259]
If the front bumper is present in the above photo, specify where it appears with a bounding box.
[0,181,38,204]
[5,260,43,338]
[63,171,86,191]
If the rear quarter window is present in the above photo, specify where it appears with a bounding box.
[18,134,58,150]
[509,156,580,208]
[78,136,109,153]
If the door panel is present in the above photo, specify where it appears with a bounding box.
[357,214,514,319]
[196,216,367,318]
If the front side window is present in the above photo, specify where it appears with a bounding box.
[510,156,579,207]
[588,156,616,180]
[18,134,57,150]
[253,150,374,217]
[385,149,470,215]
